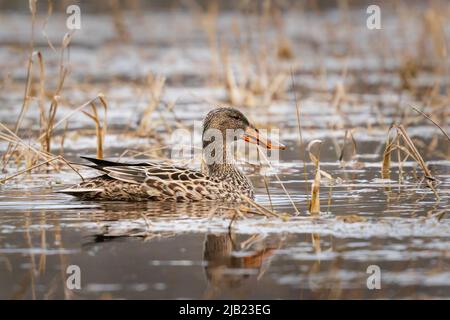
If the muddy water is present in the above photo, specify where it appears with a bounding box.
[0,8,450,299]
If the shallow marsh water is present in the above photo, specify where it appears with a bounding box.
[0,6,449,299]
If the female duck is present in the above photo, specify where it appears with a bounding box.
[59,107,285,202]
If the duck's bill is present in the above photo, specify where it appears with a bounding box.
[242,126,286,150]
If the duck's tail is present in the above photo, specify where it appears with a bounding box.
[55,186,104,199]
[56,172,111,199]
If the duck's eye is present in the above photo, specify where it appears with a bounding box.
[230,115,240,120]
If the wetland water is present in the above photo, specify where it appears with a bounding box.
[0,7,449,299]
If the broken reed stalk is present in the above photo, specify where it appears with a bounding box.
[37,51,45,131]
[81,100,108,159]
[396,125,434,179]
[291,70,310,202]
[262,175,274,211]
[382,130,395,179]
[309,166,321,214]
[327,182,333,213]
[240,194,288,220]
[339,129,357,164]
[308,140,322,215]
[256,146,301,215]
[381,124,439,198]
[411,105,450,142]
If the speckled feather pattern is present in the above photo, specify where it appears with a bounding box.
[60,159,254,202]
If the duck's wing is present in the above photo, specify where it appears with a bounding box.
[64,156,219,201]
[103,164,208,184]
[104,162,218,201]
[81,156,212,185]
[79,156,151,171]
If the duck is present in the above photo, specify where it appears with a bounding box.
[58,107,285,202]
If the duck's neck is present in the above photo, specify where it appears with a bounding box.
[201,140,238,178]
[201,140,253,196]
[205,162,241,178]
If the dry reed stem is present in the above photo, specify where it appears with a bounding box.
[308,140,322,215]
[381,124,439,198]
[42,0,56,52]
[0,122,85,181]
[4,24,74,168]
[81,101,108,159]
[339,129,357,164]
[37,94,107,143]
[2,47,36,168]
[41,32,73,155]
[1,95,107,174]
[262,175,274,211]
[291,70,310,202]
[0,123,59,171]
[381,127,397,179]
[309,167,321,214]
[37,51,45,128]
[397,125,434,179]
[240,194,288,220]
[411,106,450,142]
[256,146,301,215]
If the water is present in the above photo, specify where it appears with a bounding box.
[1,150,448,299]
[0,6,449,299]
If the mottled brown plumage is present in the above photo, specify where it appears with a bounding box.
[58,107,284,202]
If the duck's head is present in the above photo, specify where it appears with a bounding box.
[202,107,286,150]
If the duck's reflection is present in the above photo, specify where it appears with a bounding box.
[77,202,279,298]
[202,232,276,298]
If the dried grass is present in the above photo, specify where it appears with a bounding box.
[381,124,439,198]
[137,73,166,135]
[411,105,450,142]
[81,101,108,159]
